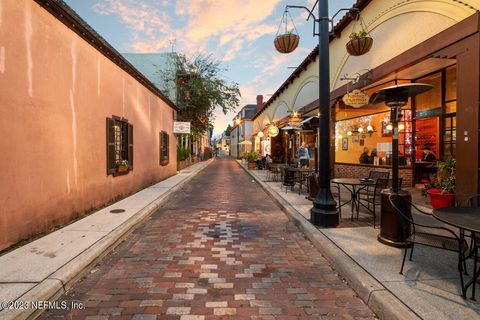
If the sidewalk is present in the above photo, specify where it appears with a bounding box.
[240,163,480,320]
[0,160,212,320]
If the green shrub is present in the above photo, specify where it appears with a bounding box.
[245,151,259,163]
[429,158,456,194]
[177,146,191,161]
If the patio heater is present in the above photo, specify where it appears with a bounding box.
[370,83,432,247]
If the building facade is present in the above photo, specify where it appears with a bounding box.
[0,0,178,251]
[253,0,479,200]
[231,105,257,158]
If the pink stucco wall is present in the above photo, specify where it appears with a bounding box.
[0,0,177,250]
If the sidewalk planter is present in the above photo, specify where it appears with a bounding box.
[247,162,257,170]
[427,189,455,209]
[274,34,300,54]
[346,37,373,56]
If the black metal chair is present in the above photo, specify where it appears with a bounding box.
[467,195,480,208]
[465,195,480,254]
[388,194,468,290]
[282,167,295,193]
[357,178,401,228]
[330,182,343,219]
[368,170,390,180]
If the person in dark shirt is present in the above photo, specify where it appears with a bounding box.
[422,146,437,162]
[369,148,378,164]
[359,147,370,164]
[416,146,437,182]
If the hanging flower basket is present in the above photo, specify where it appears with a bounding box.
[346,36,373,56]
[274,33,300,54]
[274,8,299,54]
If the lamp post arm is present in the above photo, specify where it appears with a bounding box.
[286,5,360,37]
[331,8,359,22]
[286,5,317,21]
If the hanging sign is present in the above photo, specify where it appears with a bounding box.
[173,121,191,134]
[342,90,370,108]
[268,125,279,137]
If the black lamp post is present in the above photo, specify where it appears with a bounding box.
[283,1,358,227]
[370,83,432,246]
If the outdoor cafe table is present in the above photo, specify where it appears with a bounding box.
[433,207,480,299]
[282,167,314,193]
[331,178,375,220]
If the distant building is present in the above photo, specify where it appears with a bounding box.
[231,104,257,158]
[123,53,178,103]
[124,53,213,162]
[215,133,231,156]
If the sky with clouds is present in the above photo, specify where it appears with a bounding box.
[64,0,355,136]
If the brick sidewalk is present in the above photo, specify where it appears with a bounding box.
[41,158,375,320]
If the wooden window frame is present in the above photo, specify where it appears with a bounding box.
[160,131,170,166]
[106,116,133,176]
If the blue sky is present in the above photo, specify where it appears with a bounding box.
[64,0,355,135]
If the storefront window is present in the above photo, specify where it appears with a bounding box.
[335,111,412,165]
[415,117,439,159]
[445,101,456,114]
[415,72,442,112]
[445,65,456,102]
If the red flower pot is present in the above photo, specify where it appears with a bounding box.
[427,189,455,209]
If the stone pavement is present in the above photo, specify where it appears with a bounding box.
[0,160,211,320]
[40,158,376,320]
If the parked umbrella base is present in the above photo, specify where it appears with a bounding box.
[378,189,412,248]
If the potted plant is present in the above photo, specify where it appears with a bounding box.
[116,160,129,173]
[274,30,300,54]
[346,29,373,56]
[245,151,259,170]
[427,158,456,209]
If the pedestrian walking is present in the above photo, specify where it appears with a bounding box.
[297,142,310,168]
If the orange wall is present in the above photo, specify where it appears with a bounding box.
[0,1,177,250]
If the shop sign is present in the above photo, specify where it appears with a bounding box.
[173,121,191,134]
[342,90,369,108]
[268,125,279,137]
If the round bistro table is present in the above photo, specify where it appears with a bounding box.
[433,206,480,299]
[331,178,375,220]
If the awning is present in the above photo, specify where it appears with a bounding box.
[299,116,318,125]
[281,125,302,131]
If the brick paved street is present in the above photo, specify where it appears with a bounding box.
[41,158,376,320]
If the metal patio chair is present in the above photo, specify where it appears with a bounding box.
[388,194,468,290]
[357,178,402,228]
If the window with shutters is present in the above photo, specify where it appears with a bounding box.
[106,117,133,176]
[160,131,169,166]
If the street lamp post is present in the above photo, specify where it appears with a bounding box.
[284,1,358,227]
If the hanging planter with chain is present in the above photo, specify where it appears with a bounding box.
[345,13,373,56]
[274,8,300,54]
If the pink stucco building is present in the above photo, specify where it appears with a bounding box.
[0,0,178,251]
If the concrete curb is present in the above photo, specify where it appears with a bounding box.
[2,160,212,320]
[237,163,421,320]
